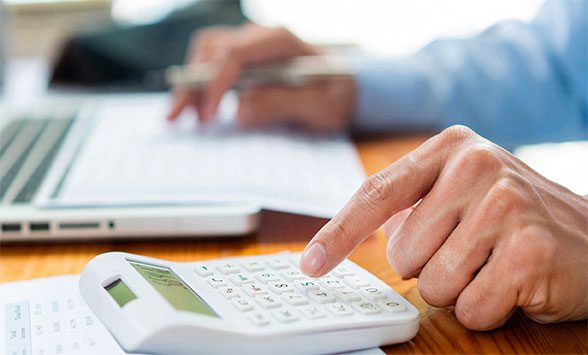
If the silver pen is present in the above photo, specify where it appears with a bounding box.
[165,55,354,89]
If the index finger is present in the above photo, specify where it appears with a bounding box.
[201,27,318,120]
[299,128,469,277]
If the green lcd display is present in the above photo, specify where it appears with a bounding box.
[128,260,218,317]
[105,279,137,307]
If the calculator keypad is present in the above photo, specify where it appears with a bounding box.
[255,295,282,309]
[232,298,254,312]
[195,254,407,327]
[206,276,227,288]
[219,286,241,299]
[255,272,280,283]
[242,283,267,297]
[308,290,336,304]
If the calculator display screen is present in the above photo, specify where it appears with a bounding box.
[105,278,137,307]
[128,260,218,317]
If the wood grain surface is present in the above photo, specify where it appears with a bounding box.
[1,134,586,354]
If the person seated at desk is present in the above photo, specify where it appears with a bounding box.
[168,0,588,330]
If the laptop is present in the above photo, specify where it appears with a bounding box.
[0,97,260,242]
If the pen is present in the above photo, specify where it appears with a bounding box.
[165,55,354,89]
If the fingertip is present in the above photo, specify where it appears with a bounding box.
[299,242,328,277]
[166,106,180,122]
[168,89,193,121]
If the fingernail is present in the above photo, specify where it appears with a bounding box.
[300,242,327,276]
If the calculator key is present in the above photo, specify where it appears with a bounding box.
[268,282,294,294]
[320,278,346,290]
[255,295,282,309]
[266,258,290,270]
[230,274,254,285]
[331,266,353,278]
[308,290,336,304]
[289,255,301,267]
[218,287,241,299]
[334,290,361,303]
[206,276,227,288]
[281,270,304,281]
[194,264,213,277]
[217,263,240,275]
[360,287,386,300]
[343,276,370,289]
[325,302,353,316]
[272,309,299,323]
[282,292,309,306]
[378,299,407,313]
[248,313,270,326]
[232,299,254,312]
[299,305,327,319]
[255,272,280,283]
[242,283,267,297]
[351,301,381,314]
[294,279,320,292]
[242,260,265,272]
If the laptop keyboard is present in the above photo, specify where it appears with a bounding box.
[0,117,74,205]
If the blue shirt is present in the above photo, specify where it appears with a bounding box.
[354,0,587,149]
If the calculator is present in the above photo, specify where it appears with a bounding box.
[79,252,419,355]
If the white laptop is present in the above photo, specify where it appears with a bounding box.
[0,96,260,242]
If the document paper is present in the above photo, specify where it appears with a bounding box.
[48,95,366,218]
[1,276,129,355]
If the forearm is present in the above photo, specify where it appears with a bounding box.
[352,1,588,148]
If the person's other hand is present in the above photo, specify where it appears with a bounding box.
[167,23,356,132]
[299,125,588,330]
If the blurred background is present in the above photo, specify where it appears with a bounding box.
[1,0,544,93]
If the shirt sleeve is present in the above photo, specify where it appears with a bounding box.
[352,0,588,149]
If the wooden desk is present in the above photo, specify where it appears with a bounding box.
[1,135,586,354]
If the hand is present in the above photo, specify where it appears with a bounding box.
[299,125,588,330]
[167,23,356,132]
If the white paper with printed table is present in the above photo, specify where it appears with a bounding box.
[1,276,385,355]
[1,276,132,355]
[39,94,366,218]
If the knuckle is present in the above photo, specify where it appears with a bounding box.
[360,172,394,207]
[323,218,357,253]
[326,219,350,241]
[484,175,530,218]
[509,226,556,269]
[439,125,476,144]
[459,143,504,175]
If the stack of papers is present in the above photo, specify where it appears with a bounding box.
[42,95,366,218]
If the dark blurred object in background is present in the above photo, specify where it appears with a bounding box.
[50,0,246,92]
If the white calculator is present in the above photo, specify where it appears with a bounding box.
[79,252,419,355]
